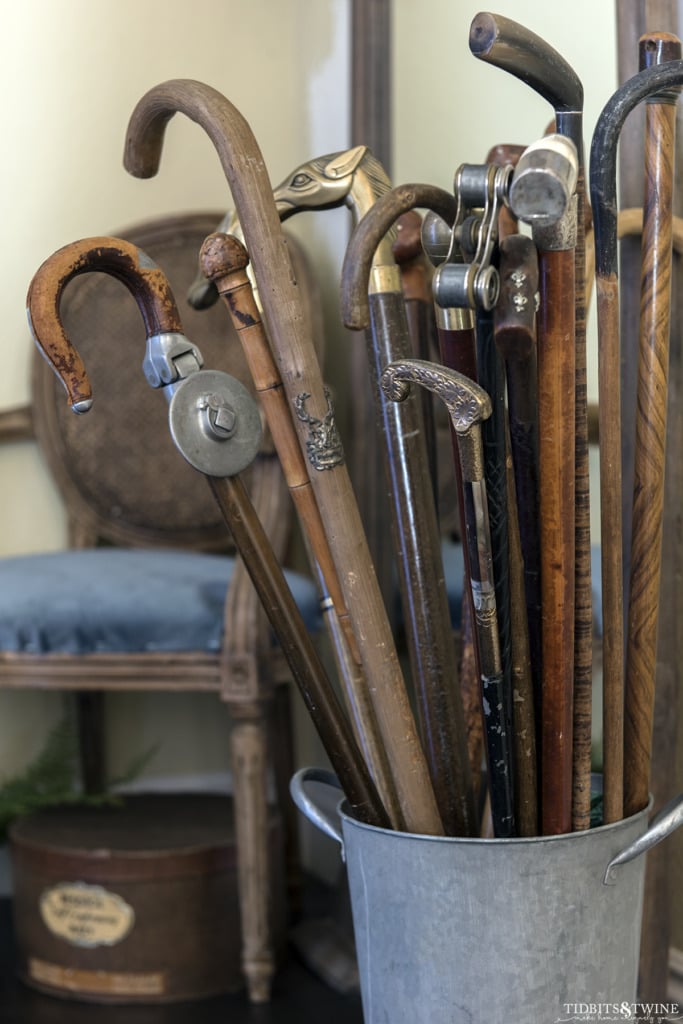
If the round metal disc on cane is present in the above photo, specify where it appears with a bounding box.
[168,369,262,477]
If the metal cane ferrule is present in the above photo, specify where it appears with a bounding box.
[142,331,204,390]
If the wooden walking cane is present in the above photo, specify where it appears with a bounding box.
[391,210,440,502]
[508,134,579,835]
[470,11,593,832]
[420,205,487,805]
[625,33,682,819]
[270,147,479,836]
[123,81,442,837]
[431,163,520,837]
[493,233,540,836]
[275,160,476,837]
[381,359,515,838]
[394,206,488,808]
[589,56,683,825]
[342,182,493,821]
[187,208,388,798]
[26,235,391,832]
[198,231,402,829]
[487,146,543,734]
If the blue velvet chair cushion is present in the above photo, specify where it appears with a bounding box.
[0,548,321,656]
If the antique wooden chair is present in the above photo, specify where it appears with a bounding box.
[0,211,325,1004]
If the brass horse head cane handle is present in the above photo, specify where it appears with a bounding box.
[26,235,389,832]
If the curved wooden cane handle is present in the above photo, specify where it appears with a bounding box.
[341,183,457,330]
[27,236,184,411]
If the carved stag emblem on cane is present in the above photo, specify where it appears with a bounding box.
[294,388,345,471]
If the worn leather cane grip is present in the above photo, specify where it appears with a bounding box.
[27,236,184,411]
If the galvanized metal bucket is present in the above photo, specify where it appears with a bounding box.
[291,767,683,1024]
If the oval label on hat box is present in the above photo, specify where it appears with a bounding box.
[40,882,135,948]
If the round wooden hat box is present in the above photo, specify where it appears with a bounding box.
[9,793,285,1003]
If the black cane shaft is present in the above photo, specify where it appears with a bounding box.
[476,307,513,749]
[436,322,485,805]
[506,441,538,836]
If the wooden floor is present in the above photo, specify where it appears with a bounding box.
[0,890,364,1024]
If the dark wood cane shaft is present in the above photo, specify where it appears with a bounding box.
[537,248,576,836]
[381,358,515,837]
[392,210,439,497]
[597,273,625,824]
[624,47,680,817]
[493,233,540,834]
[572,166,594,833]
[435,317,486,805]
[494,234,542,726]
[364,286,476,837]
[505,440,538,836]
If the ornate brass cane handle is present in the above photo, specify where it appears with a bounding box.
[380,357,491,482]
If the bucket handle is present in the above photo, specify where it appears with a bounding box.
[290,766,345,853]
[603,792,683,885]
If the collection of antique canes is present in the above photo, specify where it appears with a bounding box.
[25,14,683,841]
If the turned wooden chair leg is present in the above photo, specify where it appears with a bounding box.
[230,704,276,1003]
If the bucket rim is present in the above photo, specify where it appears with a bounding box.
[337,795,653,846]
